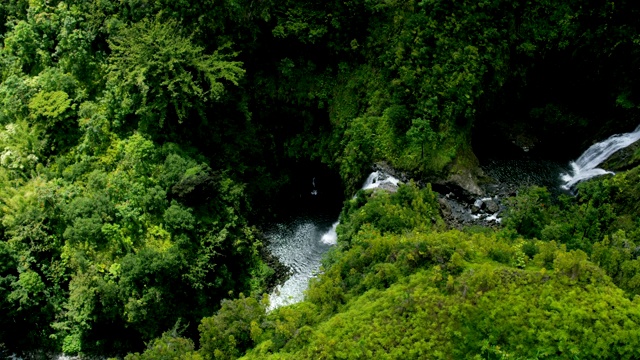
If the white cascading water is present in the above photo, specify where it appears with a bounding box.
[362,171,401,190]
[320,221,339,245]
[267,171,399,311]
[561,125,640,189]
[322,171,399,244]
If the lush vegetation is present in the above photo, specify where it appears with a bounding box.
[501,166,640,297]
[129,183,640,359]
[2,0,640,358]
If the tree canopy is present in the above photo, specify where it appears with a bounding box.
[2,0,640,358]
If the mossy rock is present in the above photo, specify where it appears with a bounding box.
[601,140,640,171]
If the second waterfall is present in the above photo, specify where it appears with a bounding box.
[561,125,640,189]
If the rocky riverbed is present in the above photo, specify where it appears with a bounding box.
[373,157,572,230]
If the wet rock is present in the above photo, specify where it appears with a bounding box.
[378,182,399,193]
[484,199,500,213]
[471,199,484,214]
[438,197,452,218]
[373,162,410,183]
[371,160,509,230]
[446,170,484,197]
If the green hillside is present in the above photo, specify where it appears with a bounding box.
[1,0,640,358]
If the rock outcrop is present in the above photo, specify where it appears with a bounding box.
[601,139,640,172]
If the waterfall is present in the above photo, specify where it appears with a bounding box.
[320,221,339,245]
[561,125,640,189]
[362,171,401,190]
[323,171,400,242]
[327,171,400,241]
[267,171,400,310]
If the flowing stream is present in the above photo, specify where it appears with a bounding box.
[267,171,399,310]
[267,125,640,310]
[267,127,640,310]
[561,125,640,189]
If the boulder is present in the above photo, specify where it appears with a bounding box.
[484,199,500,214]
[438,197,452,218]
[446,170,484,198]
[378,182,399,193]
[471,199,484,214]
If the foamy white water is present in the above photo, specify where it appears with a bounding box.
[320,221,339,245]
[362,171,400,190]
[561,125,640,189]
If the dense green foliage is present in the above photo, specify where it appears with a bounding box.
[2,0,640,357]
[337,182,445,244]
[0,131,265,353]
[0,0,270,354]
[130,184,640,359]
[502,166,640,297]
